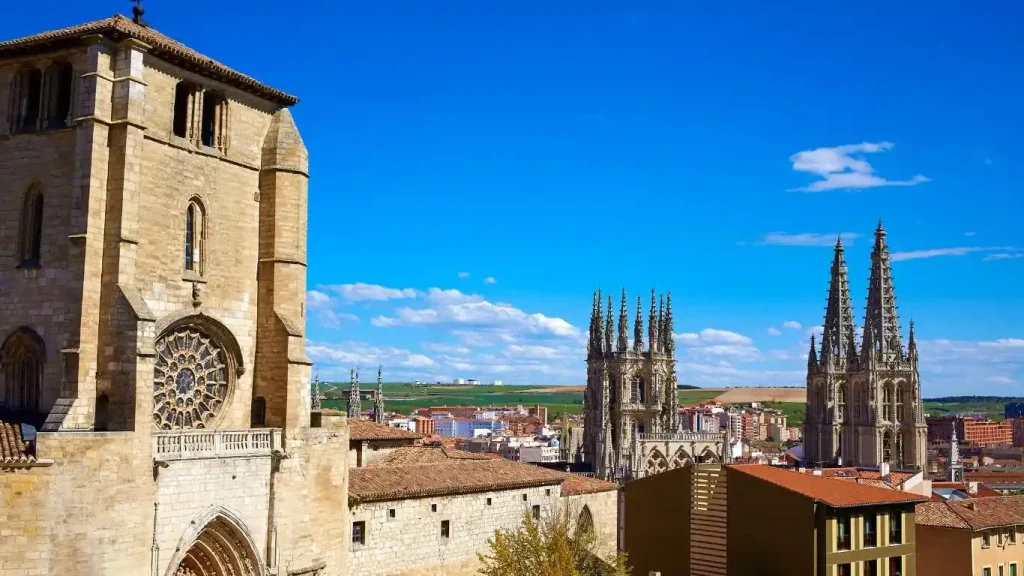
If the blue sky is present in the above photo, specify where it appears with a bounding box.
[7,2,1023,394]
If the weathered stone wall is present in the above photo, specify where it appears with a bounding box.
[154,454,272,575]
[0,432,154,575]
[563,489,620,561]
[350,483,562,576]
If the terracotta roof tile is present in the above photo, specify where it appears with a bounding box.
[730,465,927,508]
[0,14,297,105]
[348,419,424,442]
[0,420,35,464]
[366,446,492,467]
[349,458,567,503]
[917,495,1024,530]
[559,474,618,496]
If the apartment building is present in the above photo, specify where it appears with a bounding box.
[928,416,1013,447]
[916,495,1024,576]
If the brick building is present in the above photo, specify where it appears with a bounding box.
[928,416,1012,447]
[0,12,348,576]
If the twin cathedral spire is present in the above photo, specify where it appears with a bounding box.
[588,289,676,358]
[808,222,918,371]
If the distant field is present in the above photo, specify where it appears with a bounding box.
[714,387,806,404]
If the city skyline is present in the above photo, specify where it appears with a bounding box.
[4,2,1020,394]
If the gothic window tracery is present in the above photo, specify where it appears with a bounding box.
[184,199,206,274]
[882,385,893,422]
[18,185,43,267]
[895,384,904,423]
[643,449,668,476]
[837,383,846,422]
[882,430,893,463]
[1,328,44,412]
[153,329,229,430]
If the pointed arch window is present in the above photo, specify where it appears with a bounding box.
[18,185,44,267]
[837,383,847,422]
[184,199,206,274]
[894,385,904,423]
[1,328,45,413]
[882,385,893,422]
[172,81,198,139]
[9,67,42,134]
[199,91,228,151]
[882,430,893,463]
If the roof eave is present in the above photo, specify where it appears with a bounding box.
[350,478,565,505]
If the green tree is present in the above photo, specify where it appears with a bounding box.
[477,506,629,576]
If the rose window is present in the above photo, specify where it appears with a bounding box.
[153,329,228,430]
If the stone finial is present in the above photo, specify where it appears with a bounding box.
[807,334,819,370]
[662,292,675,356]
[647,289,658,354]
[633,295,644,354]
[617,288,629,354]
[604,294,613,356]
[261,109,309,174]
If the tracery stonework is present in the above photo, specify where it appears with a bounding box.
[153,329,229,430]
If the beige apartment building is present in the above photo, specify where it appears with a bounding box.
[916,495,1024,576]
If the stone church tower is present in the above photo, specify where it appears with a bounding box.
[584,289,681,479]
[804,223,927,471]
[0,12,349,575]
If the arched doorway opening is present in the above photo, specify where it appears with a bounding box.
[169,514,261,576]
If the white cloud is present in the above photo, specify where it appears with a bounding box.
[698,328,753,345]
[761,232,859,247]
[807,325,824,337]
[402,354,436,368]
[316,310,359,329]
[324,283,417,302]
[768,327,782,336]
[916,337,1024,396]
[674,328,761,362]
[783,320,802,330]
[484,277,497,284]
[306,290,332,309]
[307,340,435,371]
[373,288,580,339]
[789,142,929,192]
[423,343,471,355]
[890,246,1022,262]
[457,272,471,279]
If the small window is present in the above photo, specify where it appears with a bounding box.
[532,505,540,521]
[545,488,551,496]
[250,397,266,427]
[1010,529,1017,545]
[172,81,195,138]
[522,494,528,502]
[200,91,227,150]
[18,185,43,267]
[44,62,73,130]
[14,68,42,133]
[431,503,437,512]
[352,521,365,545]
[1010,562,1018,576]
[836,516,851,551]
[94,394,110,431]
[440,520,450,539]
[889,556,903,576]
[388,508,395,519]
[983,531,992,548]
[984,568,992,576]
[864,559,878,576]
[888,511,903,545]
[486,498,492,506]
[863,513,877,547]
[837,564,851,576]
[1000,566,1005,576]
[184,199,205,274]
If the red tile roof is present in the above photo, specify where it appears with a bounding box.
[917,495,1024,531]
[930,482,1003,500]
[730,465,928,508]
[348,419,424,442]
[350,446,615,503]
[0,14,297,105]
[0,420,35,465]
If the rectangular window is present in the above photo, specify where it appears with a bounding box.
[864,513,877,547]
[532,505,540,521]
[1000,566,1005,576]
[441,520,450,539]
[522,494,528,502]
[486,498,492,506]
[983,531,992,548]
[837,564,851,576]
[836,516,851,551]
[889,511,903,545]
[431,504,437,513]
[1000,531,1006,545]
[889,556,903,576]
[1010,562,1018,576]
[545,488,551,496]
[352,521,365,545]
[388,508,395,519]
[864,559,878,576]
[1010,529,1018,544]
[984,568,992,576]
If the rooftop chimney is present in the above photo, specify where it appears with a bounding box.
[879,462,891,478]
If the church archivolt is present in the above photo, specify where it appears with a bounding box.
[0,10,348,576]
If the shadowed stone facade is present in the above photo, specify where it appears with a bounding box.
[804,223,927,471]
[0,13,348,576]
[583,289,725,481]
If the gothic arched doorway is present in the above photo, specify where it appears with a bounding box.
[168,513,262,576]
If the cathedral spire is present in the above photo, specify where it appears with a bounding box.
[589,291,604,357]
[347,367,360,418]
[862,221,904,364]
[633,296,644,354]
[373,364,385,424]
[657,294,665,351]
[820,236,857,367]
[604,294,614,356]
[648,289,658,354]
[617,289,629,354]
[807,334,819,370]
[662,292,675,356]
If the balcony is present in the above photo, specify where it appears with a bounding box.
[153,429,282,462]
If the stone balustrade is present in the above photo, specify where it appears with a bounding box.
[153,428,282,461]
[638,431,723,442]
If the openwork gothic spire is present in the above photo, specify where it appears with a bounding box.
[662,292,675,356]
[907,319,918,361]
[604,294,613,356]
[820,236,858,366]
[807,334,819,370]
[373,365,385,424]
[633,296,644,353]
[347,367,361,418]
[648,290,658,354]
[657,294,665,352]
[617,289,629,354]
[862,221,904,364]
[588,291,604,358]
